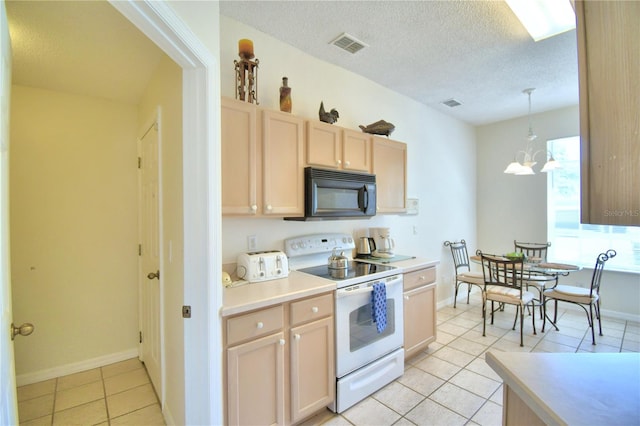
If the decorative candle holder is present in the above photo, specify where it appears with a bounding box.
[234,39,259,104]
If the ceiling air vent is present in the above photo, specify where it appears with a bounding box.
[330,32,368,54]
[442,98,462,108]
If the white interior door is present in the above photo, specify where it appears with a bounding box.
[139,115,162,399]
[0,1,18,422]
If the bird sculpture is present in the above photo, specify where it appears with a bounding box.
[359,120,395,137]
[319,101,339,124]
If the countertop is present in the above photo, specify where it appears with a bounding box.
[486,350,640,426]
[222,257,439,317]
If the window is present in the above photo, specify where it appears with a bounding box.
[547,136,640,273]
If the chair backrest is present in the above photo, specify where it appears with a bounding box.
[478,252,524,292]
[444,240,472,274]
[590,249,616,296]
[514,240,551,261]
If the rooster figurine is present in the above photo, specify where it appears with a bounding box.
[319,101,339,124]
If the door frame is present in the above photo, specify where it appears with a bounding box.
[109,1,221,425]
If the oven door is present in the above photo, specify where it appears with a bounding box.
[335,274,403,378]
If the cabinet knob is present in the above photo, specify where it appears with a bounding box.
[250,204,257,212]
[294,334,301,341]
[311,306,319,313]
[344,160,351,167]
[420,276,426,281]
[266,204,273,211]
[336,160,342,166]
[279,339,286,346]
[404,296,410,300]
[256,321,264,329]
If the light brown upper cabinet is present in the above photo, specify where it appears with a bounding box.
[306,120,371,172]
[372,136,407,213]
[577,0,640,226]
[221,98,305,217]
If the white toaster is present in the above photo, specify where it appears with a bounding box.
[236,251,289,283]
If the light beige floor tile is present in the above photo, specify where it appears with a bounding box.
[19,414,52,426]
[429,382,485,419]
[449,369,501,399]
[622,339,640,351]
[448,336,490,356]
[110,403,165,425]
[393,418,418,426]
[341,397,400,426]
[55,380,104,412]
[316,415,352,426]
[534,339,576,353]
[107,383,158,419]
[578,341,621,353]
[431,346,475,368]
[102,358,143,379]
[462,329,499,346]
[18,393,54,422]
[447,316,481,330]
[435,330,456,345]
[465,357,502,382]
[53,399,107,425]
[372,381,424,415]
[470,400,503,426]
[539,330,582,347]
[489,385,503,405]
[490,337,534,353]
[17,379,56,402]
[404,398,467,426]
[438,322,470,337]
[104,368,150,396]
[414,355,462,381]
[57,368,102,391]
[623,330,640,343]
[297,408,341,426]
[397,367,445,397]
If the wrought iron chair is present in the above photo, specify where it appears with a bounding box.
[514,240,557,318]
[542,249,616,345]
[479,252,536,347]
[444,240,484,308]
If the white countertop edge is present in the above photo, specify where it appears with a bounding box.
[221,270,335,317]
[356,257,439,273]
[485,351,565,426]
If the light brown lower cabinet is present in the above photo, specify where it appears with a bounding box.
[225,293,334,425]
[403,267,437,359]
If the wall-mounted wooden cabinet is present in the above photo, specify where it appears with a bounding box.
[306,121,371,172]
[576,0,640,226]
[372,137,407,213]
[221,98,304,217]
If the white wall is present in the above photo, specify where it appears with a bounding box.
[10,85,139,378]
[477,106,640,319]
[137,54,185,424]
[220,16,478,303]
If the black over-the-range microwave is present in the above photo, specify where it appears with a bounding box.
[285,167,376,221]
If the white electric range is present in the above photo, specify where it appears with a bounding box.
[285,233,405,413]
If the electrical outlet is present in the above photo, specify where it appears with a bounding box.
[247,235,257,251]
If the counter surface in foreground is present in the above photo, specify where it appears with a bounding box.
[486,350,640,426]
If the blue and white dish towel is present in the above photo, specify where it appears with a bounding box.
[371,282,387,333]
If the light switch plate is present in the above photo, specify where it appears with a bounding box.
[406,198,419,215]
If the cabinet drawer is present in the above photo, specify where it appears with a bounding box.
[290,293,333,326]
[226,305,284,346]
[404,267,436,291]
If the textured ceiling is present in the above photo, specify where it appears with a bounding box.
[7,1,579,125]
[6,0,164,105]
[220,0,580,125]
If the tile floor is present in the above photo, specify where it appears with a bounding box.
[17,293,640,425]
[303,292,640,426]
[17,358,164,425]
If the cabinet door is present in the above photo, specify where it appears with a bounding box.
[372,137,407,213]
[262,110,305,216]
[290,317,335,423]
[306,120,341,169]
[227,332,286,426]
[221,98,258,215]
[577,1,640,225]
[403,283,436,359]
[343,129,371,172]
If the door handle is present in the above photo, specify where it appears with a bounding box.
[147,270,160,280]
[11,323,34,341]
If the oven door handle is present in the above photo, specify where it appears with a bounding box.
[335,276,402,298]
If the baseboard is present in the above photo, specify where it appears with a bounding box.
[16,348,139,387]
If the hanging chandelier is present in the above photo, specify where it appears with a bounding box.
[504,88,561,175]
